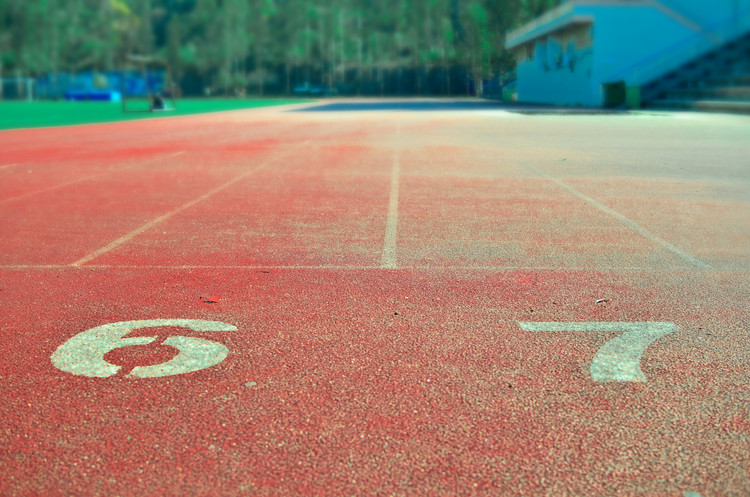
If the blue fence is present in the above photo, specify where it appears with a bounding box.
[36,71,168,100]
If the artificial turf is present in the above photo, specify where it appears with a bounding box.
[0,98,311,130]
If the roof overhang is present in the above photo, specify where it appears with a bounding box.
[506,14,594,50]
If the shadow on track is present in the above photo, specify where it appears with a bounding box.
[292,100,505,112]
[292,99,626,114]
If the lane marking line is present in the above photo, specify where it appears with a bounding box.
[380,124,401,269]
[71,143,310,267]
[521,160,713,270]
[0,151,185,204]
[0,163,19,171]
[4,264,738,272]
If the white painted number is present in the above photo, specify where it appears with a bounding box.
[517,322,678,382]
[51,319,236,378]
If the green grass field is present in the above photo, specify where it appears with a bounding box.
[0,99,311,131]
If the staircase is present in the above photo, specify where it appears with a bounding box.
[642,31,750,113]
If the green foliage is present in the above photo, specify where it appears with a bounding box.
[1,0,551,95]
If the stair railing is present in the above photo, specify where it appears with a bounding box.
[604,6,750,86]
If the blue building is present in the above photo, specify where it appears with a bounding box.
[505,0,750,109]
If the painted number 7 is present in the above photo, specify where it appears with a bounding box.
[517,322,679,382]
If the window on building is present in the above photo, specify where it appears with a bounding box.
[573,24,593,49]
[548,36,563,69]
[536,41,547,69]
[516,44,533,63]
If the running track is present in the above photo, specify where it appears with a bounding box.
[1,100,748,496]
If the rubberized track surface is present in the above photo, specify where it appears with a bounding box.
[1,100,748,496]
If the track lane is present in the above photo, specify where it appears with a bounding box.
[87,140,396,268]
[0,268,747,496]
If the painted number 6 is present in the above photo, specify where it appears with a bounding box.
[51,319,236,378]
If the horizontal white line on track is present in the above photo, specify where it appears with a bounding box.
[0,264,726,271]
[0,151,185,204]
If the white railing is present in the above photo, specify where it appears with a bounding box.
[604,6,750,85]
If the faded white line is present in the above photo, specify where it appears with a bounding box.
[0,151,185,204]
[521,160,713,270]
[380,125,401,269]
[1,265,76,269]
[71,143,309,267]
[0,163,19,170]
[85,265,385,270]
[2,264,734,271]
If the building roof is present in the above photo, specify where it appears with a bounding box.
[506,2,593,49]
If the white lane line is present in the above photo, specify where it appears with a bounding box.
[380,125,401,269]
[71,143,310,267]
[1,265,76,269]
[0,151,185,204]
[0,163,19,170]
[521,161,713,270]
[86,265,385,270]
[2,264,382,270]
[4,264,737,272]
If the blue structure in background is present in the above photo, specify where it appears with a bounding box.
[36,71,168,102]
[505,0,750,107]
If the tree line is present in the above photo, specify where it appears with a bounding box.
[0,0,560,97]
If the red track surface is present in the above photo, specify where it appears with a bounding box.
[1,101,748,496]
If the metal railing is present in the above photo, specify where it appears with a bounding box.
[604,6,750,85]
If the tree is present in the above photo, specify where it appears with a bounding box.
[0,0,560,97]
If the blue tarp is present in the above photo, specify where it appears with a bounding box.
[37,71,166,100]
[64,90,122,102]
